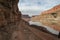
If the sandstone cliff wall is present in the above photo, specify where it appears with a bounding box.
[0,0,21,40]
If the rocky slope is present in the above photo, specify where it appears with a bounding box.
[31,4,60,31]
[42,4,60,14]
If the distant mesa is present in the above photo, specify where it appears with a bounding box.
[22,14,31,22]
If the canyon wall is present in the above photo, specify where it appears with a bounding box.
[0,0,60,40]
[31,5,60,31]
[0,0,21,40]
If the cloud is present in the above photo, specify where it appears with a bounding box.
[18,0,60,16]
[19,0,60,6]
[19,6,43,11]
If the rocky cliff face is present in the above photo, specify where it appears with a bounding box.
[0,0,21,40]
[0,0,21,26]
[41,4,60,14]
[31,4,60,31]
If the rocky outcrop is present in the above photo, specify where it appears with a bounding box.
[0,0,21,40]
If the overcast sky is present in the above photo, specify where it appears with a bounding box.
[18,0,60,16]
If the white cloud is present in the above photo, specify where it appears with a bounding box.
[18,0,60,16]
[20,6,41,11]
